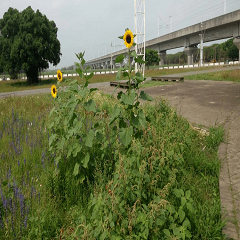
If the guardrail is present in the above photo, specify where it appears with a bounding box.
[0,61,239,81]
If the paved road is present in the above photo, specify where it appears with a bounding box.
[0,67,240,239]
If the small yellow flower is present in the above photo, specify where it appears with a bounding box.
[51,85,57,98]
[57,70,62,82]
[123,29,134,49]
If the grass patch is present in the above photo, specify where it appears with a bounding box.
[186,69,240,82]
[140,81,175,88]
[0,91,226,239]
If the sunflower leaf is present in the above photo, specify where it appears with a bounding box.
[139,91,153,101]
[121,89,136,105]
[119,126,133,146]
[109,104,121,125]
[83,99,96,113]
[115,54,124,63]
[135,56,145,64]
[84,72,94,81]
[118,35,123,39]
[131,51,137,58]
[116,68,122,80]
[135,72,145,83]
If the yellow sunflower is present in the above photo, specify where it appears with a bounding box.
[51,85,57,98]
[123,29,134,49]
[57,70,62,81]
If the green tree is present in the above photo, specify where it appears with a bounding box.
[0,8,20,79]
[145,49,160,69]
[0,6,61,83]
[222,38,239,60]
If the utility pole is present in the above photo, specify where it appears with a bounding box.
[134,0,146,76]
[158,14,161,37]
[111,42,113,72]
[199,22,204,66]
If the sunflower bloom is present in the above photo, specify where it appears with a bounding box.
[51,85,57,98]
[123,30,134,49]
[57,70,62,82]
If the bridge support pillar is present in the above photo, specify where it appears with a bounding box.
[233,38,240,61]
[184,46,197,65]
[111,60,115,70]
[102,62,106,69]
[159,51,166,66]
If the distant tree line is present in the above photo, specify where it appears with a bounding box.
[165,38,238,65]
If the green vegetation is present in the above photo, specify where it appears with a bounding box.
[0,7,61,83]
[186,69,240,82]
[145,49,160,69]
[0,92,225,239]
[0,51,226,239]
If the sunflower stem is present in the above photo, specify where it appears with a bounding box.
[128,50,131,95]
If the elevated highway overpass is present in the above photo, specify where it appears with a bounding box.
[85,9,240,69]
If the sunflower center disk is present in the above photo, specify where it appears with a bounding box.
[126,35,131,44]
[53,89,56,94]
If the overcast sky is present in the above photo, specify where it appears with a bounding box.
[1,0,240,69]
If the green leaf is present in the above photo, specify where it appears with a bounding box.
[85,129,94,147]
[183,218,191,229]
[138,109,147,127]
[181,197,187,206]
[85,72,94,81]
[72,143,82,157]
[115,54,124,63]
[74,121,83,134]
[116,68,122,80]
[81,58,85,66]
[110,104,121,125]
[119,126,133,146]
[131,51,137,58]
[49,107,56,118]
[76,68,83,77]
[139,91,153,101]
[185,190,191,199]
[78,88,88,98]
[121,90,136,105]
[84,99,96,113]
[57,137,65,151]
[186,202,193,213]
[135,72,144,83]
[49,134,57,147]
[82,152,90,168]
[135,56,145,64]
[73,163,80,176]
[163,229,171,237]
[118,35,123,39]
[178,207,185,223]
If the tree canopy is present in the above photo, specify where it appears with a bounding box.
[0,6,61,83]
[145,49,160,68]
